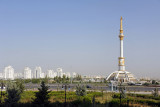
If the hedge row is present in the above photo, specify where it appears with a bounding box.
[128,93,160,100]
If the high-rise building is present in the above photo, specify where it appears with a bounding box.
[23,67,32,79]
[107,17,137,82]
[65,72,71,78]
[57,68,63,78]
[46,70,53,78]
[34,66,42,78]
[4,66,14,80]
[53,71,57,78]
[72,72,77,78]
[40,72,45,78]
[14,72,23,79]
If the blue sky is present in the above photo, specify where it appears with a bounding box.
[0,0,160,78]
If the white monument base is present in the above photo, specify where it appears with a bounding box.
[107,71,137,83]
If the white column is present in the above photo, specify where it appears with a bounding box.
[119,38,125,71]
[120,40,123,57]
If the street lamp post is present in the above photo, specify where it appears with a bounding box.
[101,87,104,100]
[62,84,70,106]
[119,81,122,107]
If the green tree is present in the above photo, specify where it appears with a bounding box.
[75,75,82,81]
[33,81,51,105]
[61,75,70,83]
[31,79,40,84]
[43,76,49,84]
[119,83,126,98]
[75,84,87,97]
[54,76,61,83]
[24,79,31,83]
[152,80,156,84]
[62,75,66,83]
[155,82,159,85]
[66,77,70,81]
[16,80,25,93]
[5,82,21,105]
[152,88,159,97]
[143,82,150,86]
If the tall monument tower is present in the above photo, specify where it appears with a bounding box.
[107,17,137,82]
[119,16,125,71]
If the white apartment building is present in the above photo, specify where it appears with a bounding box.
[72,72,77,78]
[34,66,42,78]
[23,67,32,79]
[46,70,53,78]
[65,72,71,78]
[14,72,23,79]
[53,71,57,78]
[4,66,14,80]
[57,68,63,78]
[40,72,45,78]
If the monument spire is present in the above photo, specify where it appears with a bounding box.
[106,17,137,82]
[120,16,123,33]
[119,16,124,40]
[119,16,125,71]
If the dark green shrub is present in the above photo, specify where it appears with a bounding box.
[83,96,92,103]
[24,79,31,83]
[71,99,82,106]
[33,81,51,105]
[32,79,40,84]
[128,93,160,100]
[152,88,159,97]
[143,82,150,86]
[5,82,22,105]
[109,99,120,107]
[75,84,87,97]
[112,93,120,98]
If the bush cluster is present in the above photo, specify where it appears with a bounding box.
[128,93,160,100]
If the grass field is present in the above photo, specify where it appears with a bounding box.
[1,91,160,107]
[19,91,111,103]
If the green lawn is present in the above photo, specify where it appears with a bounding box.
[2,91,160,107]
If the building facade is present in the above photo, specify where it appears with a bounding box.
[34,66,42,78]
[4,66,14,80]
[46,70,53,78]
[57,68,63,78]
[24,67,32,79]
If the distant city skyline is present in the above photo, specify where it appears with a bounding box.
[1,65,80,80]
[0,1,160,78]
